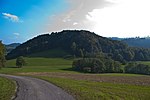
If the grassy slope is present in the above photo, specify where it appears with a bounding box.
[0,57,73,74]
[1,57,150,100]
[0,77,16,100]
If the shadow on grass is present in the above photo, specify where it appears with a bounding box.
[61,68,89,74]
[61,68,74,71]
[5,66,19,68]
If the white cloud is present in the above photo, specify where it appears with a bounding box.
[2,13,21,22]
[73,22,78,25]
[45,0,110,32]
[13,33,20,39]
[13,33,20,36]
[44,0,150,37]
[87,0,150,37]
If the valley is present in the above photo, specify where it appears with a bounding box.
[1,0,150,100]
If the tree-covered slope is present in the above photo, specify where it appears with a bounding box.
[5,43,20,54]
[6,30,150,62]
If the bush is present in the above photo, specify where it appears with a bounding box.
[104,59,123,73]
[72,58,105,73]
[72,58,122,73]
[125,62,150,75]
[0,41,6,69]
[16,56,26,68]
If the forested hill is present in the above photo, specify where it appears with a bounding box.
[122,38,150,48]
[5,43,20,54]
[6,30,150,62]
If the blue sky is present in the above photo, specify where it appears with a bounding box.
[1,0,150,44]
[0,0,68,44]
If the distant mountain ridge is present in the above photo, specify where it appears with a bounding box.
[122,38,150,48]
[110,37,150,48]
[6,30,150,62]
[5,43,20,54]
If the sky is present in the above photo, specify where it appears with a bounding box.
[1,0,150,44]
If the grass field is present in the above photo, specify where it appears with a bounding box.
[1,57,150,100]
[0,57,74,74]
[38,76,150,100]
[0,77,16,100]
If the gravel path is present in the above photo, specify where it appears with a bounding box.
[0,74,75,100]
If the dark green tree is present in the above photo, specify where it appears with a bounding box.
[71,42,77,57]
[124,62,150,75]
[139,52,144,61]
[72,58,122,73]
[116,54,124,62]
[0,41,6,69]
[16,56,25,68]
[114,61,123,73]
[79,49,84,58]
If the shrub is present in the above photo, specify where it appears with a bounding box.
[125,62,150,75]
[72,58,105,73]
[72,58,122,73]
[16,56,26,68]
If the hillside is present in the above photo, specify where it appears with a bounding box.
[5,43,20,54]
[6,30,150,62]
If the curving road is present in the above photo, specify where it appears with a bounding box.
[0,74,75,100]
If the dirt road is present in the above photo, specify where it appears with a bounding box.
[0,74,75,100]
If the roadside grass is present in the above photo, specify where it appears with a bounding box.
[38,76,150,100]
[0,77,16,100]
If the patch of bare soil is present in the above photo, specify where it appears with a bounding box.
[19,72,150,86]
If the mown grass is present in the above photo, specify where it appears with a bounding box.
[37,76,150,100]
[0,77,16,100]
[0,57,74,74]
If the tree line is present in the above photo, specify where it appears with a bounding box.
[72,58,123,73]
[73,58,150,75]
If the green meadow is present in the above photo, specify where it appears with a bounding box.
[1,57,150,100]
[39,76,150,100]
[0,57,73,74]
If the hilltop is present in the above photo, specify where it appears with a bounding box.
[6,30,150,62]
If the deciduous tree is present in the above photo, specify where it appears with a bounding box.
[0,41,6,69]
[16,56,25,68]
